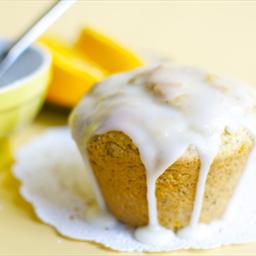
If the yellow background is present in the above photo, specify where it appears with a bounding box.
[1,1,256,255]
[2,0,256,84]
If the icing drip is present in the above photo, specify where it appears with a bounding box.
[70,64,256,245]
[134,225,175,246]
[190,151,217,225]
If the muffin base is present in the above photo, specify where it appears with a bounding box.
[87,129,254,230]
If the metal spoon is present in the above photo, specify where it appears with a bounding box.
[0,0,76,86]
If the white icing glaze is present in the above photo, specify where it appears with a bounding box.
[70,64,256,245]
[134,225,175,246]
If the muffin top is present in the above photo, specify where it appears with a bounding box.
[71,64,256,171]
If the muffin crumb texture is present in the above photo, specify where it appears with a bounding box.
[87,129,254,230]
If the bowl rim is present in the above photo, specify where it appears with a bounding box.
[0,41,51,94]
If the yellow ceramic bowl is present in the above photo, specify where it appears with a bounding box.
[0,40,51,168]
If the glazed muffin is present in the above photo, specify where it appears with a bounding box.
[70,64,256,234]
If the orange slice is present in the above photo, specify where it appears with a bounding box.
[75,27,143,73]
[39,37,106,107]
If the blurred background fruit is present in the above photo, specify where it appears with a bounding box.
[39,27,144,108]
[76,27,143,73]
[39,36,105,107]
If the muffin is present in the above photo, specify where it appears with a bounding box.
[70,64,256,235]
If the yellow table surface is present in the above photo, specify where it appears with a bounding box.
[0,107,255,256]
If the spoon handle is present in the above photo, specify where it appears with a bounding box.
[0,0,76,79]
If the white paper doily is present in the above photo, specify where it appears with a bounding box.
[13,127,256,252]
